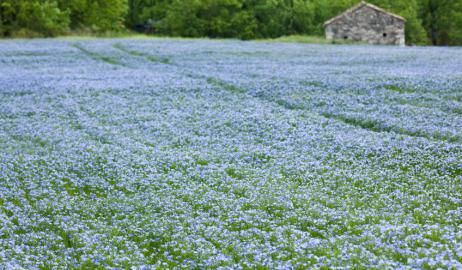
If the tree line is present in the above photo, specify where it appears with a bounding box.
[1,0,461,45]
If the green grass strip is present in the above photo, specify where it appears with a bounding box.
[206,77,246,94]
[113,43,171,64]
[320,112,461,143]
[383,85,416,94]
[73,43,124,66]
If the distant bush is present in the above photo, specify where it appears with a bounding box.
[57,0,128,33]
[1,0,69,37]
[0,0,127,38]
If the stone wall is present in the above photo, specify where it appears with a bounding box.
[325,5,405,46]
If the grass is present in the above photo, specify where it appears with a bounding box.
[72,43,125,66]
[262,35,368,45]
[206,77,246,94]
[112,43,171,64]
[264,35,331,44]
[319,112,462,143]
[384,85,417,94]
[2,33,366,46]
[55,33,235,42]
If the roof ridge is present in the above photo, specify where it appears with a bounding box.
[362,2,406,21]
[324,1,406,26]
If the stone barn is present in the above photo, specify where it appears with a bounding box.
[324,1,406,46]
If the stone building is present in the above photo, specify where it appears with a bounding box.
[324,1,406,46]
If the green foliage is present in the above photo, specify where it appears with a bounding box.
[310,0,357,35]
[57,0,128,32]
[268,34,363,44]
[132,0,318,39]
[125,0,457,44]
[1,0,462,45]
[0,0,127,37]
[419,0,462,45]
[1,0,69,37]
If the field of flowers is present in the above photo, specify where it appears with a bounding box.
[0,38,461,268]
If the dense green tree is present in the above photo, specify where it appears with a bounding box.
[134,0,316,39]
[0,0,127,37]
[57,0,128,32]
[419,0,462,45]
[127,0,147,27]
[311,0,356,35]
[1,0,462,45]
[0,0,69,37]
[0,0,17,36]
[291,0,316,34]
[450,2,462,44]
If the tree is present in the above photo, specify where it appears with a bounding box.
[58,0,128,32]
[1,0,461,44]
[419,0,462,45]
[1,0,69,37]
[311,0,357,35]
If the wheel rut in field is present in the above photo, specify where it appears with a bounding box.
[110,44,462,143]
[268,92,461,143]
[113,43,247,95]
[112,43,171,64]
[72,43,127,67]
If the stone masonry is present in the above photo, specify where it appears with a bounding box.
[324,1,406,46]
